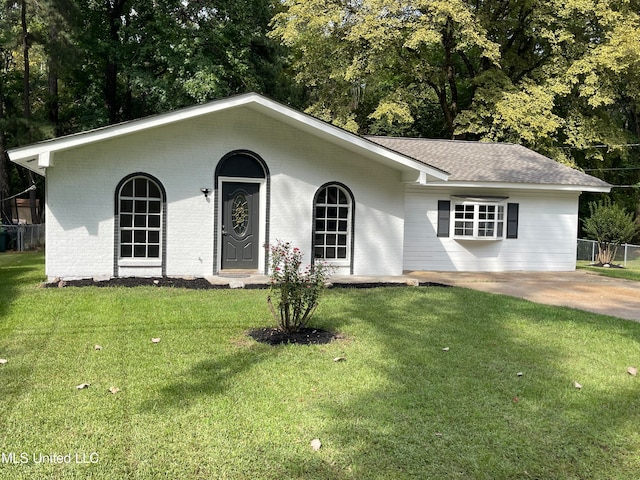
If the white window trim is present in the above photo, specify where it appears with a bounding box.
[452,200,506,241]
[313,184,352,266]
[117,176,164,266]
[118,258,162,268]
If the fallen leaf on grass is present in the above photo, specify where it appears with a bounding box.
[310,438,322,451]
[517,372,523,377]
[573,381,582,389]
[627,367,638,376]
[333,356,346,362]
[94,345,102,351]
[442,347,449,351]
[76,383,90,390]
[513,397,519,403]
[151,338,161,344]
[435,432,443,437]
[109,387,120,394]
[0,358,7,365]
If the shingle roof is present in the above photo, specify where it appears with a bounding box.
[367,136,610,188]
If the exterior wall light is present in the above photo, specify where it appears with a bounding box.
[200,188,211,198]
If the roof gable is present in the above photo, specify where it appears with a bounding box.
[7,93,448,183]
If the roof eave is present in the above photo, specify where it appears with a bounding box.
[424,180,612,193]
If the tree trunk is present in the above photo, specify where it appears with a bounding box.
[0,81,9,223]
[106,0,128,124]
[48,23,60,135]
[21,0,38,223]
[21,0,31,122]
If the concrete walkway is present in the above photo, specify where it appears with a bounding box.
[407,270,640,322]
[206,270,640,322]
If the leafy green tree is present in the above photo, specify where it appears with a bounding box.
[583,199,638,265]
[271,0,640,224]
[270,1,640,160]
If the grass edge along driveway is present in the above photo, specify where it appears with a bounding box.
[1,252,639,479]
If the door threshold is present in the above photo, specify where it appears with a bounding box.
[218,269,259,278]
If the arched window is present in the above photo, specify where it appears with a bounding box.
[313,183,354,264]
[116,174,165,260]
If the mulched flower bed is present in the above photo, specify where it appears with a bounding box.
[43,277,254,289]
[43,277,449,289]
[247,327,338,346]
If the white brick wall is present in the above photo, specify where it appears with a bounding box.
[45,107,406,280]
[403,185,580,272]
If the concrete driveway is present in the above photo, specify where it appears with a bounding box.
[407,270,640,322]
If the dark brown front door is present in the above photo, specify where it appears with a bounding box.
[221,182,259,270]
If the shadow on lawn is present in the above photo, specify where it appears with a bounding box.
[140,344,279,411]
[0,252,45,320]
[267,288,640,479]
[138,285,640,479]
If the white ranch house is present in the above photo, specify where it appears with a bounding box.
[8,93,610,281]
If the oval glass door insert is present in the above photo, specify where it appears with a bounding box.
[232,193,249,236]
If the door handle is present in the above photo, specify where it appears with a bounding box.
[222,225,228,236]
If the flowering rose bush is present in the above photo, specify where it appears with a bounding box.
[267,241,334,333]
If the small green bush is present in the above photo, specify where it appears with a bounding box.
[583,198,638,264]
[267,241,334,333]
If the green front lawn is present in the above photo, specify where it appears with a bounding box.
[577,260,640,281]
[1,252,640,479]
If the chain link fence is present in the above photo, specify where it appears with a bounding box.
[577,238,640,268]
[3,224,45,251]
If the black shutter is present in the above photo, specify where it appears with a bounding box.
[437,200,451,237]
[507,203,519,239]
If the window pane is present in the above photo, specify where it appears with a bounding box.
[315,206,326,219]
[121,230,132,243]
[327,220,337,231]
[134,230,146,243]
[327,234,336,246]
[327,207,337,218]
[148,215,161,228]
[338,189,347,204]
[337,247,347,258]
[121,181,133,197]
[314,247,324,258]
[315,233,324,245]
[148,201,161,214]
[135,200,147,213]
[338,220,347,232]
[315,220,325,231]
[338,234,347,246]
[148,182,161,199]
[134,245,146,257]
[120,214,132,228]
[134,178,147,197]
[120,199,133,213]
[338,207,348,219]
[327,187,338,204]
[134,215,146,227]
[317,189,326,204]
[148,231,160,244]
[326,247,336,258]
[121,245,132,257]
[148,245,160,258]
